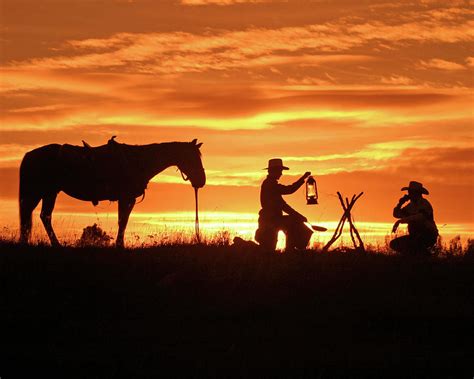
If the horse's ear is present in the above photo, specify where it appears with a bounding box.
[82,140,91,149]
[196,142,203,149]
[191,138,197,145]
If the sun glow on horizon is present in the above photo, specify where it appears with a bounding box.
[1,209,472,249]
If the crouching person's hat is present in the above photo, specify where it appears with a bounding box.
[401,181,429,195]
[264,158,289,170]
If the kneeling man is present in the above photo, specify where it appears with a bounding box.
[391,181,438,256]
[255,158,312,251]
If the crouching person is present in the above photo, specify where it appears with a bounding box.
[390,181,438,256]
[255,159,312,252]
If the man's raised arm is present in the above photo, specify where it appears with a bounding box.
[279,171,311,195]
[393,194,410,218]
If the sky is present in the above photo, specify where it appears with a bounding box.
[0,0,473,240]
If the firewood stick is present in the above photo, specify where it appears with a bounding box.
[345,198,357,248]
[350,192,365,250]
[347,194,365,251]
[344,197,358,248]
[337,192,354,219]
[348,214,363,250]
[334,216,346,240]
[354,192,364,202]
[323,213,346,252]
[323,193,352,251]
[323,219,345,252]
[340,192,364,251]
[350,217,365,252]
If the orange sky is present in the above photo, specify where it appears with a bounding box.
[0,0,473,235]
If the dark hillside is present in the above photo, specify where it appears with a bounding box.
[1,243,473,378]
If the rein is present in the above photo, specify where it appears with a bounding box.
[179,168,201,243]
[194,187,201,243]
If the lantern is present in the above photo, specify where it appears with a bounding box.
[306,176,318,205]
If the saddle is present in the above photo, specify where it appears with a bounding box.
[58,137,148,205]
[59,136,120,163]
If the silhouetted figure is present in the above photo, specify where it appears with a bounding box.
[19,138,205,248]
[390,181,438,256]
[255,159,312,251]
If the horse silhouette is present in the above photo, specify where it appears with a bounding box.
[19,137,206,247]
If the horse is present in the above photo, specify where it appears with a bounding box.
[19,137,206,248]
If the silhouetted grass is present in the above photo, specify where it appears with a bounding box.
[0,239,473,378]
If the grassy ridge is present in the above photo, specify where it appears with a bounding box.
[1,242,473,378]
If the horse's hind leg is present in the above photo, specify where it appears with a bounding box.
[19,196,41,244]
[40,193,60,247]
[117,197,136,248]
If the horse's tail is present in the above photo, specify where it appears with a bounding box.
[19,151,35,243]
[19,144,61,243]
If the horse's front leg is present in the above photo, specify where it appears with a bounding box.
[117,197,136,248]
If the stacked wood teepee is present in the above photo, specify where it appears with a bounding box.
[322,192,365,253]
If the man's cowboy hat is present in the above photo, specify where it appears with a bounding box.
[401,181,429,195]
[263,158,289,170]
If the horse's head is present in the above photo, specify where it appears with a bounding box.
[177,139,206,189]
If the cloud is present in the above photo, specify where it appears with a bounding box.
[0,144,41,168]
[0,72,451,132]
[419,58,467,71]
[6,6,472,75]
[389,146,474,186]
[380,75,414,85]
[181,0,269,4]
[280,139,470,175]
[13,33,377,74]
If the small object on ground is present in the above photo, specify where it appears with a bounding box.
[77,223,113,247]
[311,225,327,232]
[233,236,260,249]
